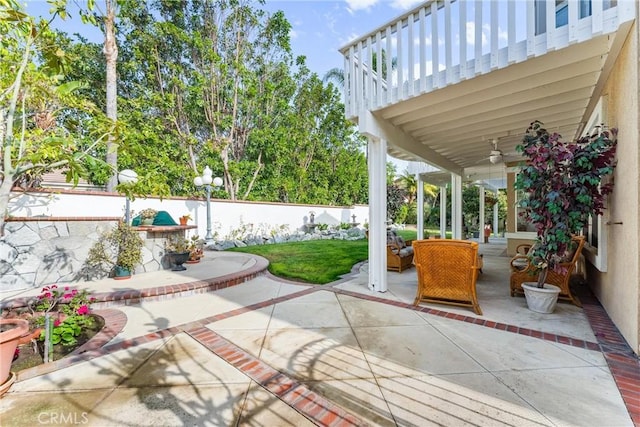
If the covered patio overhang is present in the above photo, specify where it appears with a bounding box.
[345,0,635,292]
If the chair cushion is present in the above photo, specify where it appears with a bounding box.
[398,247,413,257]
[396,236,406,248]
[511,258,529,271]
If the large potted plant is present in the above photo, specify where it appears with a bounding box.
[0,318,29,396]
[164,235,190,271]
[514,121,617,313]
[86,223,144,279]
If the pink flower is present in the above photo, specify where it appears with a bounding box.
[54,319,61,327]
[77,305,89,315]
[63,293,73,299]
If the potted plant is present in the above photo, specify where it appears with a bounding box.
[0,318,29,396]
[139,208,158,226]
[164,235,190,271]
[179,214,191,226]
[186,235,204,263]
[514,121,617,313]
[86,222,144,279]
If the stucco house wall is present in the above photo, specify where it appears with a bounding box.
[587,22,640,355]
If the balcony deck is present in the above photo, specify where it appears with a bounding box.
[340,0,635,172]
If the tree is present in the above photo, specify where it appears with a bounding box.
[103,0,119,192]
[0,1,109,235]
[397,170,417,204]
[322,67,344,88]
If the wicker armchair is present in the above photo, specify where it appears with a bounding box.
[412,239,482,315]
[387,230,414,272]
[509,235,585,307]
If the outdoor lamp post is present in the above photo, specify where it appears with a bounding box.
[118,169,138,225]
[194,166,223,243]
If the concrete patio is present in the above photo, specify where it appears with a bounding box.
[0,239,637,426]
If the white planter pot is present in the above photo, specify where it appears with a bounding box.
[522,282,561,314]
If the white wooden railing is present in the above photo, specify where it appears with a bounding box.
[340,0,635,120]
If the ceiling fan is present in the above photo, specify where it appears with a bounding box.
[488,139,503,164]
[479,137,519,165]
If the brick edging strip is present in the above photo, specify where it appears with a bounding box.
[1,254,270,311]
[580,294,640,426]
[330,285,640,426]
[330,287,602,350]
[187,327,366,427]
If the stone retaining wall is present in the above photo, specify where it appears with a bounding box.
[1,217,367,293]
[0,218,190,292]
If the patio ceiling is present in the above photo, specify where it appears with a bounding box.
[377,31,628,185]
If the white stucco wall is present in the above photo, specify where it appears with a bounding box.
[6,190,369,241]
[588,21,640,355]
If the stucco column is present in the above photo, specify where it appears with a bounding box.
[478,184,485,242]
[440,185,447,238]
[417,174,424,240]
[451,173,463,239]
[493,195,499,236]
[367,136,387,292]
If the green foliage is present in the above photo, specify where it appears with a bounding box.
[86,223,144,272]
[387,185,407,222]
[57,0,369,204]
[30,284,96,348]
[515,121,617,284]
[164,235,189,253]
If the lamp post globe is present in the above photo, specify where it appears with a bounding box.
[194,167,223,244]
[118,169,138,185]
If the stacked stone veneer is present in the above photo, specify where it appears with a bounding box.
[0,218,185,292]
[1,218,366,292]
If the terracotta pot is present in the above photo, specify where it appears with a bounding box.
[0,319,29,393]
[179,217,188,225]
[18,328,43,346]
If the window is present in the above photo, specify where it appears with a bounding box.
[581,97,609,272]
[536,0,593,35]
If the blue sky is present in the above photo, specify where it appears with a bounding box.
[262,0,423,76]
[25,0,423,77]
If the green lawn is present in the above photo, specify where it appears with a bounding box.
[227,228,449,284]
[227,239,369,284]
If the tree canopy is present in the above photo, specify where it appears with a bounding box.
[3,0,368,212]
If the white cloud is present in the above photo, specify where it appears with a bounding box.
[390,0,422,11]
[290,30,299,40]
[345,0,378,13]
[466,21,487,47]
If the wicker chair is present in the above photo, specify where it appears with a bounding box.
[509,235,585,307]
[412,239,482,315]
[387,230,414,272]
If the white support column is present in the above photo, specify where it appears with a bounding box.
[451,173,463,239]
[493,196,499,237]
[439,185,447,238]
[417,175,424,240]
[367,136,388,293]
[478,184,485,243]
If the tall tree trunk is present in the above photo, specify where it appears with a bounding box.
[104,0,118,192]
